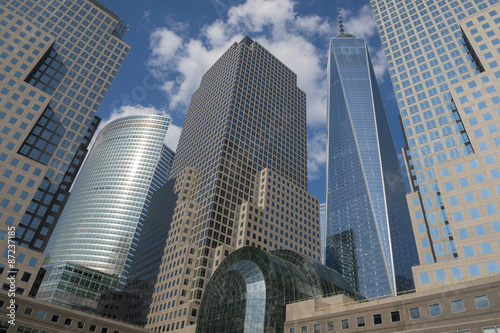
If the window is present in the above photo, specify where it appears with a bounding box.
[21,272,31,282]
[327,322,334,331]
[373,314,382,325]
[463,246,475,257]
[429,303,442,316]
[24,308,33,315]
[391,311,401,322]
[290,329,295,333]
[51,315,59,323]
[313,324,320,333]
[301,326,307,333]
[90,325,97,332]
[64,318,72,325]
[341,319,349,329]
[452,267,463,280]
[474,295,490,309]
[38,311,47,319]
[451,300,465,313]
[357,317,365,327]
[483,327,500,333]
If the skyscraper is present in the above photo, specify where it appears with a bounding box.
[125,36,321,331]
[0,0,129,296]
[325,11,418,298]
[370,0,500,288]
[320,202,326,264]
[39,115,173,311]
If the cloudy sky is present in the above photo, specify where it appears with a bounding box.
[96,0,406,203]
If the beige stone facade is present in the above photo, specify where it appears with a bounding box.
[0,290,149,332]
[285,274,500,333]
[0,0,129,298]
[372,0,500,290]
[125,37,320,332]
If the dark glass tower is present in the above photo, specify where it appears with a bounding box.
[325,12,418,298]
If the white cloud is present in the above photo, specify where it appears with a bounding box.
[149,28,183,69]
[342,5,377,39]
[94,105,181,150]
[164,123,182,151]
[146,0,388,182]
[307,130,327,181]
[342,4,387,82]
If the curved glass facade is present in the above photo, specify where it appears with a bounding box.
[43,115,171,288]
[196,247,362,333]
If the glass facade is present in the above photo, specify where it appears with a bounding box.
[371,0,500,287]
[196,247,362,333]
[320,202,326,264]
[326,33,417,298]
[15,116,101,251]
[40,115,173,310]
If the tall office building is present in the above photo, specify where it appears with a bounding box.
[371,0,500,289]
[325,11,418,298]
[15,115,101,252]
[38,115,173,311]
[0,0,129,296]
[125,36,321,331]
[320,202,326,264]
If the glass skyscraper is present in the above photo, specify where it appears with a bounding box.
[370,0,500,288]
[125,36,321,331]
[0,0,129,297]
[320,202,326,264]
[39,115,173,310]
[326,18,418,298]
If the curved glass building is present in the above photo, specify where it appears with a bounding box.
[40,115,173,309]
[196,246,363,333]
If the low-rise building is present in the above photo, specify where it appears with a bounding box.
[285,273,500,333]
[0,290,149,333]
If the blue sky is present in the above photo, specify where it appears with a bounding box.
[96,0,406,203]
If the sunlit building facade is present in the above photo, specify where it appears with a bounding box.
[326,22,418,298]
[0,0,129,298]
[371,0,500,288]
[39,115,173,310]
[125,36,321,331]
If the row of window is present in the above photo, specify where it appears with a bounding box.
[0,299,120,332]
[291,295,491,331]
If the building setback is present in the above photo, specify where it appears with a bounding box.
[371,0,500,287]
[39,115,173,311]
[0,0,129,298]
[325,12,418,298]
[125,36,321,331]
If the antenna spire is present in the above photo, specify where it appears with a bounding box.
[338,7,344,35]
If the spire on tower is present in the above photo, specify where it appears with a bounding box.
[338,7,344,35]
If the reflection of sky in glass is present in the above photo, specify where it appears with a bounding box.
[326,36,417,298]
[44,115,170,288]
[196,248,362,333]
[233,261,266,332]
